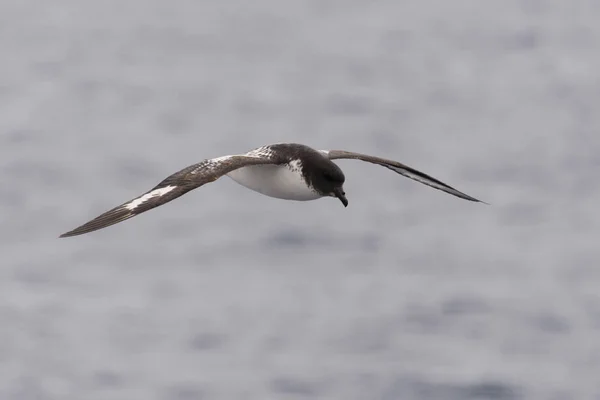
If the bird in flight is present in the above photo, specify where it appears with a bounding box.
[59,143,485,237]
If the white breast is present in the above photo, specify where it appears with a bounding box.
[226,162,322,201]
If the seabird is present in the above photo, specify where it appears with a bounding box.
[59,143,484,238]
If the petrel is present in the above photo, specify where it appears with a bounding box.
[59,143,484,237]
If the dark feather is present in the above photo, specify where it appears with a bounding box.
[326,150,486,203]
[60,155,279,238]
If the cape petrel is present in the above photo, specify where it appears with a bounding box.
[59,143,484,237]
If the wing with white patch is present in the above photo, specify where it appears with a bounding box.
[59,154,281,238]
[324,150,485,203]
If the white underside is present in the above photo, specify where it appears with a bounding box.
[226,164,322,201]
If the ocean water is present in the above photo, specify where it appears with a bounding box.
[1,1,600,399]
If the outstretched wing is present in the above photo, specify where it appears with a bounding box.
[59,154,280,238]
[323,150,485,203]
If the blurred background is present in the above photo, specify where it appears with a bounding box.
[1,0,599,399]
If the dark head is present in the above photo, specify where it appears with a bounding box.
[307,157,348,207]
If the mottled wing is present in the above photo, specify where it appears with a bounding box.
[324,150,485,203]
[59,154,280,238]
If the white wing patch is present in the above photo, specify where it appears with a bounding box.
[384,165,433,185]
[378,163,469,198]
[124,185,177,210]
[210,155,235,163]
[245,146,276,159]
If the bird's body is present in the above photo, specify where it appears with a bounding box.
[60,143,484,238]
[226,161,321,201]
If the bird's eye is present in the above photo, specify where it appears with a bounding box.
[324,173,333,181]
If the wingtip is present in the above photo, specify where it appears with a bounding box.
[456,190,488,205]
[58,229,81,238]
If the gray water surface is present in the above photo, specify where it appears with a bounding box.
[1,1,600,399]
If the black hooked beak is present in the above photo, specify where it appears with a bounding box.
[333,187,348,207]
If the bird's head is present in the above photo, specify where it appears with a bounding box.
[312,161,348,207]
